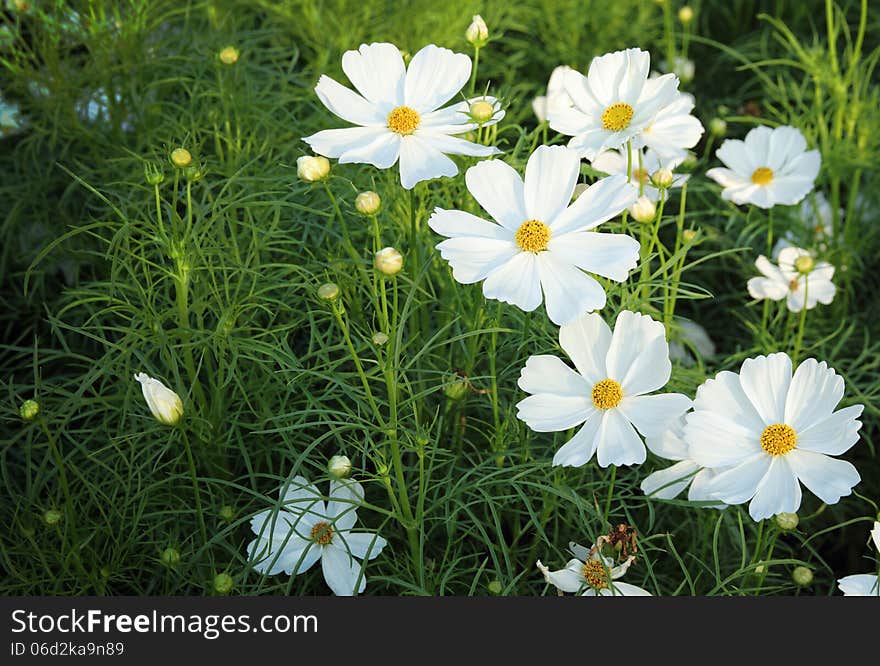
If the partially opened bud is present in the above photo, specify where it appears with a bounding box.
[465,14,488,47]
[375,247,403,275]
[297,155,330,182]
[134,373,183,426]
[317,282,340,301]
[170,147,192,168]
[630,196,657,223]
[355,191,381,215]
[652,168,674,189]
[469,99,494,124]
[20,399,39,421]
[328,455,352,479]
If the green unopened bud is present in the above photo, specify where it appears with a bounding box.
[170,147,192,168]
[469,99,494,124]
[372,332,389,346]
[160,547,181,567]
[487,580,503,595]
[20,399,39,421]
[375,247,403,276]
[709,117,727,136]
[317,282,340,301]
[328,455,352,479]
[794,255,814,274]
[444,377,469,400]
[682,229,697,243]
[100,566,111,579]
[144,163,165,185]
[213,573,234,594]
[681,151,698,170]
[774,512,799,531]
[355,191,381,215]
[678,6,694,23]
[184,164,205,182]
[465,14,488,47]
[297,155,330,182]
[219,505,235,522]
[792,566,813,586]
[219,46,239,65]
[630,195,657,223]
[43,509,62,526]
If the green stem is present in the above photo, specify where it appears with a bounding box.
[330,301,385,427]
[181,428,208,548]
[603,465,617,526]
[792,278,809,363]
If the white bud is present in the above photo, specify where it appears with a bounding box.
[355,191,381,215]
[328,455,352,479]
[297,155,330,182]
[652,168,674,189]
[375,247,403,276]
[134,373,183,426]
[630,195,657,223]
[465,14,488,46]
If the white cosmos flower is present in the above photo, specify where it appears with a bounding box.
[302,42,504,190]
[537,542,650,596]
[134,372,183,426]
[686,352,864,522]
[772,192,838,258]
[837,574,880,596]
[427,145,639,325]
[532,65,574,123]
[635,90,704,162]
[549,48,680,160]
[517,310,691,467]
[872,521,880,552]
[747,246,836,312]
[591,146,688,202]
[247,475,387,596]
[640,415,724,507]
[706,125,820,209]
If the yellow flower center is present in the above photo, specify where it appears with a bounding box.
[310,521,334,545]
[601,102,634,131]
[387,105,421,135]
[751,167,774,185]
[515,219,551,253]
[581,560,609,590]
[760,423,797,456]
[632,167,649,184]
[592,378,623,410]
[788,278,800,292]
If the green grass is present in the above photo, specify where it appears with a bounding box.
[1,0,878,596]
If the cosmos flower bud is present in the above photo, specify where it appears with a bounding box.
[144,163,165,185]
[792,566,813,586]
[297,155,330,182]
[170,147,192,168]
[682,229,697,242]
[43,509,62,526]
[375,247,403,275]
[213,573,234,594]
[219,505,235,522]
[444,375,469,400]
[134,373,183,426]
[774,512,799,531]
[709,117,727,136]
[465,14,488,47]
[630,195,657,223]
[317,282,340,301]
[678,6,694,23]
[161,547,181,567]
[328,455,352,479]
[487,580,503,595]
[794,255,815,274]
[20,399,39,421]
[219,46,239,65]
[372,332,389,346]
[652,168,674,189]
[469,99,495,124]
[184,164,205,182]
[355,190,381,215]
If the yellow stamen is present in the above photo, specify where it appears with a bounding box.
[310,521,334,545]
[760,423,797,456]
[387,106,421,135]
[592,379,623,410]
[632,168,649,184]
[601,103,634,131]
[582,560,609,590]
[751,167,774,185]
[515,219,551,253]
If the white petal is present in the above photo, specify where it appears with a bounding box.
[687,468,726,507]
[548,230,640,282]
[685,410,762,468]
[787,450,860,505]
[691,370,766,435]
[796,405,864,455]
[559,312,611,384]
[641,460,701,499]
[314,75,384,126]
[518,355,591,397]
[604,581,653,596]
[706,166,750,189]
[783,358,844,431]
[605,310,666,386]
[435,236,520,284]
[483,252,542,312]
[321,545,366,596]
[703,453,772,504]
[417,132,501,158]
[327,478,365,530]
[748,457,801,521]
[538,558,586,593]
[339,130,402,168]
[516,393,593,432]
[523,145,581,224]
[398,136,458,189]
[551,174,637,235]
[747,276,788,301]
[303,126,389,160]
[595,409,646,467]
[619,335,673,397]
[404,44,471,112]
[337,532,387,561]
[644,416,689,459]
[341,42,406,111]
[537,251,607,325]
[738,353,792,425]
[618,393,691,438]
[427,208,512,241]
[838,574,880,596]
[281,476,325,514]
[715,138,755,175]
[465,159,528,231]
[552,413,602,467]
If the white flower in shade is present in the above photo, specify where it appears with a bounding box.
[686,352,864,522]
[591,146,688,202]
[772,192,838,258]
[532,65,574,123]
[537,542,650,596]
[669,318,715,367]
[640,415,724,506]
[517,310,691,467]
[549,48,680,160]
[635,90,704,162]
[747,246,836,312]
[837,574,879,596]
[428,145,639,325]
[303,42,504,190]
[134,373,183,426]
[706,125,821,209]
[247,476,387,596]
